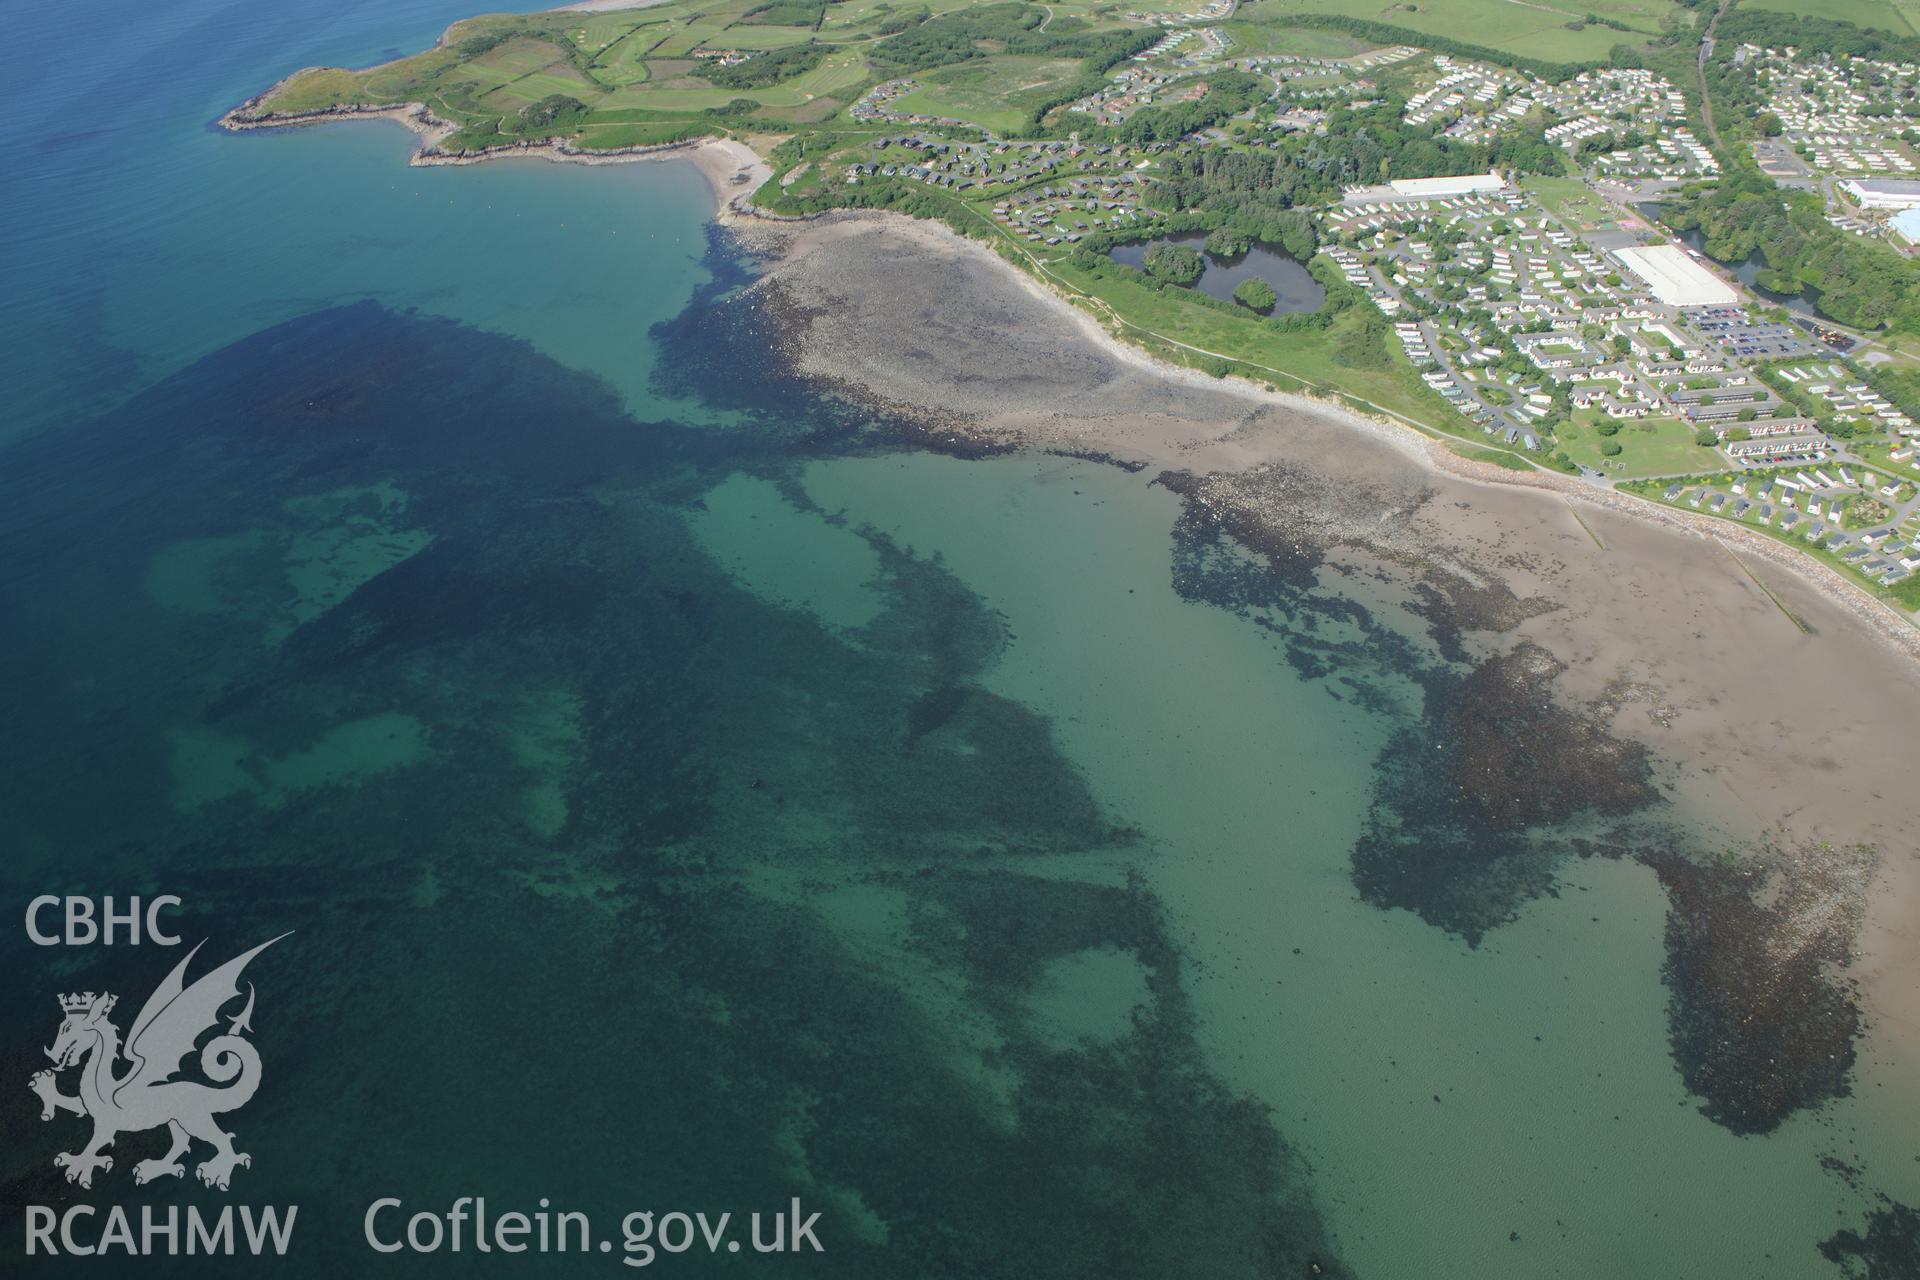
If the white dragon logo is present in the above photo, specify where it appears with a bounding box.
[28,935,286,1191]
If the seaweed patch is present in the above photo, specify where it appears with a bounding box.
[1159,456,1879,1139]
[1822,1199,1920,1279]
[1649,838,1876,1136]
[0,288,1352,1278]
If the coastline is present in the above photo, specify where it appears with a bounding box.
[212,96,1920,1092]
[721,208,1920,1079]
[215,55,1915,654]
[217,93,770,216]
[31,0,1920,1262]
[758,211,1920,662]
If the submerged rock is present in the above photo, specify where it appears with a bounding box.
[1649,838,1876,1135]
[1822,1199,1920,1279]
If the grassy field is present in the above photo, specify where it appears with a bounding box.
[590,28,665,86]
[254,1,889,146]
[575,119,718,147]
[1556,411,1711,476]
[784,49,874,97]
[1523,176,1618,231]
[1217,22,1370,57]
[1738,0,1918,34]
[1041,255,1477,439]
[717,25,822,48]
[251,0,1686,161]
[891,56,1087,133]
[1234,0,1681,62]
[819,0,1002,34]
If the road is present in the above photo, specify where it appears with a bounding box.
[1697,0,1733,152]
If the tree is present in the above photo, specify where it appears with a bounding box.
[1334,309,1390,368]
[696,42,827,88]
[1756,112,1784,137]
[1234,278,1278,311]
[1696,428,1719,445]
[1206,226,1252,258]
[1599,439,1624,457]
[1596,419,1621,436]
[518,94,586,133]
[1144,242,1204,285]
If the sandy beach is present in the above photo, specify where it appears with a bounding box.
[729,210,1920,1078]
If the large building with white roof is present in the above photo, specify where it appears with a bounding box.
[1611,244,1739,307]
[1839,178,1920,209]
[1387,173,1507,198]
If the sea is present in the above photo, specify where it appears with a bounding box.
[1,1,1916,1276]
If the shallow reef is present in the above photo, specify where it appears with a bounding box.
[0,285,1347,1278]
[1158,458,1878,1143]
[1823,1199,1920,1279]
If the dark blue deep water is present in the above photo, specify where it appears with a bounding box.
[0,2,1342,1274]
[5,3,1918,1276]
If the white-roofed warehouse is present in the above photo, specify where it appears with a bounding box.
[1611,244,1739,307]
[1387,173,1507,198]
[1838,178,1920,210]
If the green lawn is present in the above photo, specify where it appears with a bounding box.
[1852,438,1920,482]
[784,49,871,97]
[649,1,764,56]
[256,1,879,137]
[1039,253,1480,441]
[504,64,601,99]
[714,25,820,48]
[1556,412,1717,476]
[1453,444,1536,470]
[474,35,573,76]
[571,12,653,46]
[591,29,664,86]
[266,67,385,112]
[1217,21,1368,57]
[1524,176,1618,231]
[575,119,716,148]
[818,0,996,36]
[891,56,1086,134]
[1235,0,1680,61]
[1739,0,1918,34]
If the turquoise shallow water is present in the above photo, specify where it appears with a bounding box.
[789,453,1920,1279]
[0,0,714,441]
[3,2,1919,1276]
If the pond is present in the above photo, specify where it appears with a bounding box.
[1108,233,1325,312]
[1672,226,1823,318]
[1638,211,1826,320]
